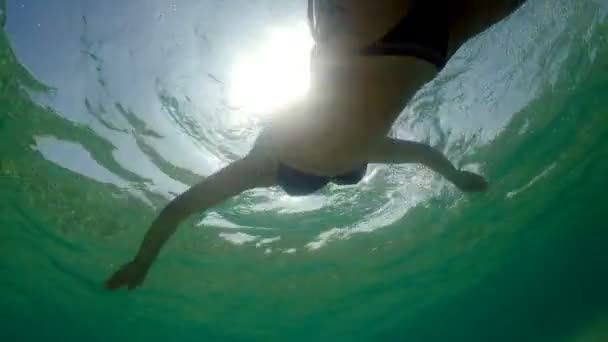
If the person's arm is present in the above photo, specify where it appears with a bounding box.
[367,138,488,192]
[105,154,276,291]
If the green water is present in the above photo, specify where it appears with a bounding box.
[1,0,608,341]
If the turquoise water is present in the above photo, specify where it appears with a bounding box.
[1,0,607,340]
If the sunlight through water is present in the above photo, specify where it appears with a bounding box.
[228,24,314,115]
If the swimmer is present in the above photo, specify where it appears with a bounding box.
[106,0,526,290]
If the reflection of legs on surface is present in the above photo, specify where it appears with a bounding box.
[447,0,527,56]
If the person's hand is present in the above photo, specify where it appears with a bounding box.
[105,258,152,291]
[454,170,489,192]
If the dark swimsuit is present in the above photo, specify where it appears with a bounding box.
[277,1,449,196]
[278,163,368,196]
[308,0,449,69]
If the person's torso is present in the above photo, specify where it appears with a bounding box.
[266,54,436,176]
[261,0,445,176]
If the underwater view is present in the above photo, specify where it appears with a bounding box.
[1,0,608,340]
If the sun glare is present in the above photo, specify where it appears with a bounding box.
[228,25,314,115]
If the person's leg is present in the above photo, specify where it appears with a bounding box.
[367,138,489,192]
[447,0,527,56]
